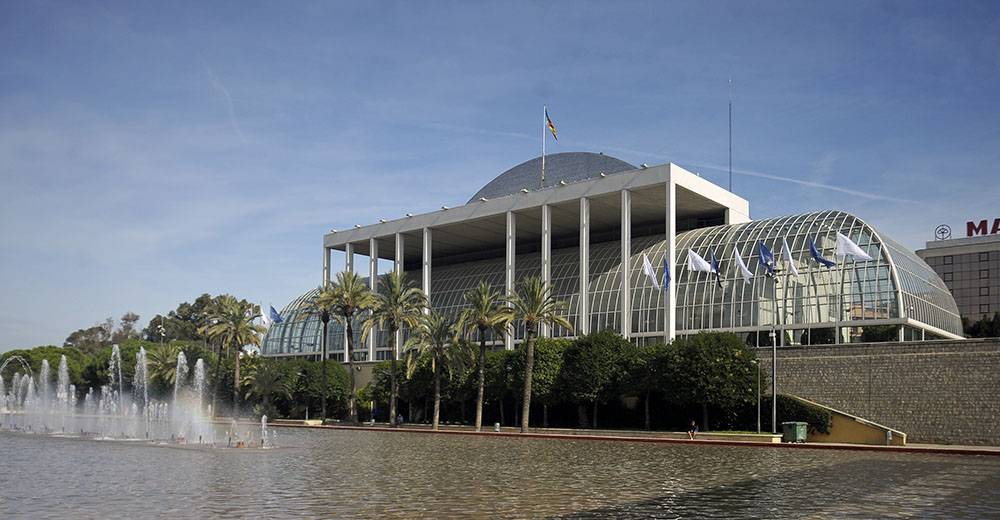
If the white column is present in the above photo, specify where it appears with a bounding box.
[422,228,432,314]
[394,233,405,276]
[394,233,405,356]
[368,238,378,361]
[540,204,552,338]
[620,190,632,339]
[578,197,590,336]
[505,211,516,350]
[322,246,330,286]
[665,179,677,342]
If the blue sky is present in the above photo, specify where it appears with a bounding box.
[1,1,998,350]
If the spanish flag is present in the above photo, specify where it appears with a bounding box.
[545,108,558,141]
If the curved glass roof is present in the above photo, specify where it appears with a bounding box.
[467,152,635,203]
[263,210,962,356]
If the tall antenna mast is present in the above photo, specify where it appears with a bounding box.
[728,77,733,192]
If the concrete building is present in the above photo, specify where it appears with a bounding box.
[262,152,963,359]
[917,229,1000,323]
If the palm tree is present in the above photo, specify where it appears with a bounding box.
[200,295,265,420]
[363,271,427,427]
[456,281,514,432]
[402,310,470,430]
[302,284,336,420]
[326,270,376,424]
[508,276,572,433]
[147,342,182,392]
[242,359,293,413]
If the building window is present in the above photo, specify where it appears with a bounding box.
[982,287,991,296]
[980,304,990,314]
[943,272,953,282]
[943,255,953,265]
[980,252,990,262]
[981,269,990,279]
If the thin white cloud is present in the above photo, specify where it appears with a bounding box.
[686,161,917,204]
[199,56,247,144]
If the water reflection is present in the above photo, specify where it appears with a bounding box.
[1,428,998,518]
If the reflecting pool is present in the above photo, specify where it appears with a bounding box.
[1,427,999,518]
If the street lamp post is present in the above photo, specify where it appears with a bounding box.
[320,309,330,421]
[752,359,761,434]
[770,274,780,435]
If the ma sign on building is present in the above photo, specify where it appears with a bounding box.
[263,152,962,360]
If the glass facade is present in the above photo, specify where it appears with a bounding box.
[262,211,962,356]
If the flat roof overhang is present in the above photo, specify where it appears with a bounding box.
[324,163,749,265]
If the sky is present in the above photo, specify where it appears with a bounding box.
[1,1,999,350]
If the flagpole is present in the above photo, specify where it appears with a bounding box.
[541,104,546,189]
[728,77,733,192]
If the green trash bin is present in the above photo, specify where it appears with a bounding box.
[781,421,808,443]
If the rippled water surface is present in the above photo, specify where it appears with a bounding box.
[2,428,999,518]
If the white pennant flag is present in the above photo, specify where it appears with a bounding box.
[732,247,754,284]
[781,238,800,276]
[260,303,271,328]
[642,253,659,289]
[687,249,714,273]
[835,232,874,262]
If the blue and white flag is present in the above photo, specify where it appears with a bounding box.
[662,256,671,291]
[810,238,837,268]
[710,250,723,288]
[835,232,874,262]
[781,238,800,276]
[733,247,754,284]
[269,305,284,324]
[642,253,659,289]
[759,242,776,278]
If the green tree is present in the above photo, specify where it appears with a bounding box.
[456,281,514,431]
[403,311,470,430]
[324,270,376,424]
[964,312,1000,338]
[363,271,427,427]
[143,293,217,342]
[625,343,672,430]
[200,295,265,420]
[670,332,757,431]
[242,358,294,418]
[484,349,517,426]
[507,276,572,433]
[508,338,568,427]
[558,330,631,428]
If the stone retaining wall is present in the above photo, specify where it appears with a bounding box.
[757,339,1000,445]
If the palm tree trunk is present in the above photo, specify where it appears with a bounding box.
[520,326,536,433]
[644,390,651,431]
[232,347,241,420]
[346,317,358,424]
[389,323,398,427]
[475,327,487,432]
[432,355,441,430]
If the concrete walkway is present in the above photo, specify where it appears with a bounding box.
[267,420,1000,457]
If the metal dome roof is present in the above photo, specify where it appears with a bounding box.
[467,152,636,203]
